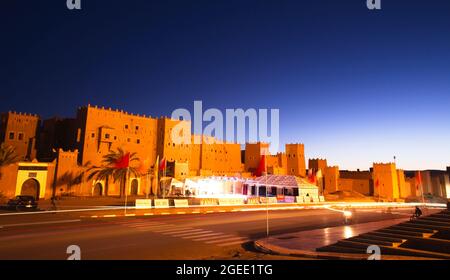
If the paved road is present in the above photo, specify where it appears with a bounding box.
[0,207,416,259]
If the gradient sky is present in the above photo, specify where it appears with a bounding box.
[1,0,450,170]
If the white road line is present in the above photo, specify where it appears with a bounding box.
[186,232,225,240]
[117,222,163,227]
[172,230,212,237]
[0,219,81,228]
[192,211,201,214]
[205,236,244,244]
[133,224,175,230]
[144,213,154,216]
[192,234,235,241]
[218,239,251,247]
[153,227,193,233]
[160,228,203,235]
[180,232,219,239]
[192,234,235,242]
[125,221,162,226]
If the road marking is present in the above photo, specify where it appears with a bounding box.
[161,212,171,215]
[125,214,136,217]
[218,239,251,247]
[192,234,235,242]
[144,213,154,216]
[172,230,212,237]
[91,215,98,218]
[125,221,162,226]
[177,212,186,214]
[0,219,81,228]
[160,228,203,235]
[205,236,244,244]
[231,209,239,212]
[133,224,174,230]
[153,227,193,233]
[206,211,214,213]
[177,231,216,238]
[192,211,201,214]
[104,214,116,218]
[186,232,225,240]
[218,210,226,213]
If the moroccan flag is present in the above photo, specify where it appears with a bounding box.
[416,171,422,190]
[114,153,130,169]
[308,169,316,184]
[255,155,266,177]
[159,157,166,171]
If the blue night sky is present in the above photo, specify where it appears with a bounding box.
[1,0,450,170]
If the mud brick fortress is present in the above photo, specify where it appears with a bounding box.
[1,105,449,201]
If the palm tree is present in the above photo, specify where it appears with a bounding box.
[0,143,18,179]
[87,148,140,198]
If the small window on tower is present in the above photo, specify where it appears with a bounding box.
[137,139,140,144]
[18,133,24,141]
[91,133,95,138]
[8,132,14,140]
[136,126,139,130]
[125,124,129,129]
[105,133,110,139]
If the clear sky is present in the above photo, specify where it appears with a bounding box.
[1,0,450,170]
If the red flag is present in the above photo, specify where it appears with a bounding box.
[159,157,166,171]
[255,155,266,177]
[114,153,130,169]
[308,169,316,184]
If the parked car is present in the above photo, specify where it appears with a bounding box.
[7,195,38,211]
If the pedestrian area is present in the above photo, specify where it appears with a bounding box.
[113,219,251,247]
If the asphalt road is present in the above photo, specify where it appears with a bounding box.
[0,207,415,260]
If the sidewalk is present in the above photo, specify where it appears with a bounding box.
[254,218,436,260]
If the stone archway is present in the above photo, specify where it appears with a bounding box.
[21,178,40,200]
[130,179,138,195]
[93,183,103,196]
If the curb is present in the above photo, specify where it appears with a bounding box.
[253,240,367,260]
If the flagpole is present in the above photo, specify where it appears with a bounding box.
[265,154,269,238]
